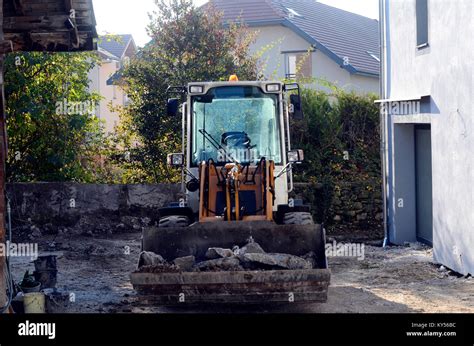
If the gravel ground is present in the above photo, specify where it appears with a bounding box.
[10,233,474,313]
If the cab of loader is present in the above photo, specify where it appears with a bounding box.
[162,78,310,226]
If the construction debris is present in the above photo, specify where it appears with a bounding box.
[302,251,318,268]
[240,241,265,255]
[172,256,195,271]
[194,257,243,272]
[205,248,234,260]
[136,240,315,273]
[239,253,313,270]
[137,252,166,268]
[138,264,181,274]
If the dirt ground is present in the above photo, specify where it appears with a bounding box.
[10,232,474,313]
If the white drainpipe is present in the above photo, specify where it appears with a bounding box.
[379,0,389,246]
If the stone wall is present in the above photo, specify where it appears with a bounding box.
[6,182,383,239]
[330,181,383,231]
[6,183,181,238]
[294,180,384,238]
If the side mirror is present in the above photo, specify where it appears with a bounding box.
[167,153,184,167]
[167,98,179,117]
[288,149,304,164]
[290,94,304,120]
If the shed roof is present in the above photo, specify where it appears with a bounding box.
[2,0,97,52]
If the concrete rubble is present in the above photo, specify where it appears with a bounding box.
[205,248,234,260]
[195,257,243,272]
[239,253,313,270]
[136,239,315,273]
[239,239,266,255]
[172,256,195,271]
[137,251,166,268]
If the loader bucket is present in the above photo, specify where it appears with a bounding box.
[131,221,330,304]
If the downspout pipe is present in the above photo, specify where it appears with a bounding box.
[379,0,389,247]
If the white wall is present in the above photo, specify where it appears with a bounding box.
[251,25,379,94]
[385,0,474,274]
[251,25,310,79]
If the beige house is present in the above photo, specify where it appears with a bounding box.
[89,34,137,133]
[209,0,380,95]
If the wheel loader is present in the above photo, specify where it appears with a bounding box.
[130,77,330,304]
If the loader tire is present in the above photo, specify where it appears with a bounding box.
[158,215,189,228]
[283,212,315,225]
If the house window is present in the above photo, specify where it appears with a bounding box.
[287,55,297,78]
[285,52,312,79]
[416,0,429,48]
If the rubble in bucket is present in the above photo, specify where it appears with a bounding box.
[135,237,316,273]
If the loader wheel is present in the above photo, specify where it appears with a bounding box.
[158,215,189,228]
[283,212,314,225]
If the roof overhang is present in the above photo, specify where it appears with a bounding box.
[98,47,119,61]
[374,95,431,103]
[354,71,380,78]
[2,0,98,53]
[106,70,122,86]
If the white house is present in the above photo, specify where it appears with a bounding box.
[380,0,473,275]
[88,34,137,134]
[209,0,380,94]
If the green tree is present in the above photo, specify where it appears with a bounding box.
[113,0,260,183]
[5,52,104,182]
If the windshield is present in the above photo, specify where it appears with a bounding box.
[191,86,282,167]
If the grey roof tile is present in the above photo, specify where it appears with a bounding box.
[208,0,284,23]
[209,0,380,76]
[99,34,133,59]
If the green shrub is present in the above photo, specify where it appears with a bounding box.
[291,86,381,225]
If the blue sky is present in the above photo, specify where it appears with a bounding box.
[92,0,379,47]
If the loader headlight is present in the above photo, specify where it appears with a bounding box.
[266,83,281,92]
[288,149,304,164]
[189,85,204,94]
[167,153,185,167]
